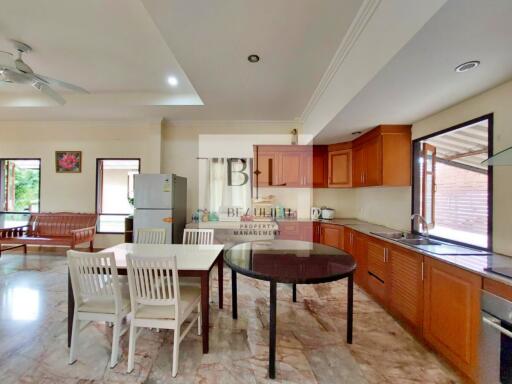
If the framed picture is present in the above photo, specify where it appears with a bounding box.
[55,151,82,173]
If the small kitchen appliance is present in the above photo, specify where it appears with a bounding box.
[321,207,335,220]
[311,207,321,220]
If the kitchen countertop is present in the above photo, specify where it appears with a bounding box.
[313,218,512,287]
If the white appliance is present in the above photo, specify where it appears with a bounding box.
[321,207,335,220]
[133,174,187,243]
[311,207,321,220]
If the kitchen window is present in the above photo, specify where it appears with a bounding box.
[412,115,493,249]
[96,159,140,233]
[0,159,41,228]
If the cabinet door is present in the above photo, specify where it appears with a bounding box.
[320,224,342,249]
[352,145,365,187]
[366,239,388,303]
[254,151,279,187]
[328,149,352,188]
[299,222,314,242]
[312,147,328,188]
[280,151,304,187]
[343,228,354,254]
[389,247,423,330]
[277,222,300,240]
[313,222,321,243]
[353,233,368,288]
[364,137,382,186]
[423,257,481,379]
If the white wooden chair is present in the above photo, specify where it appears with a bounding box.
[182,229,215,299]
[135,228,166,244]
[182,229,214,245]
[126,253,201,377]
[67,250,130,368]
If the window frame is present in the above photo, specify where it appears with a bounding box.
[95,158,141,234]
[0,157,42,214]
[411,113,493,251]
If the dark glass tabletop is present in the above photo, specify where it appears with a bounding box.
[224,240,356,284]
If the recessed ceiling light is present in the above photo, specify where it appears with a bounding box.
[167,76,178,87]
[351,131,362,135]
[247,54,260,63]
[455,61,480,73]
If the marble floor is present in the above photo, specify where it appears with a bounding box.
[0,249,462,384]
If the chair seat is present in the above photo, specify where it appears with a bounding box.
[78,282,130,314]
[134,285,201,320]
[179,276,200,286]
[0,235,73,245]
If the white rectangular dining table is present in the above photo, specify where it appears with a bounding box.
[67,243,225,354]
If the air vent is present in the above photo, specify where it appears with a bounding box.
[455,61,480,73]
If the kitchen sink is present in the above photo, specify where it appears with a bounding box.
[399,238,442,246]
[370,231,492,255]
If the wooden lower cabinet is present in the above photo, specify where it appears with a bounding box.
[388,246,423,330]
[366,239,388,303]
[353,232,368,289]
[320,223,343,249]
[423,257,481,380]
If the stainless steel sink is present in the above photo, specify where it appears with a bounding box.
[371,231,492,255]
[399,238,442,246]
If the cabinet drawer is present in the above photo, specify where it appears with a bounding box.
[367,240,387,281]
[367,272,387,303]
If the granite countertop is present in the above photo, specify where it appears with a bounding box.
[314,218,512,287]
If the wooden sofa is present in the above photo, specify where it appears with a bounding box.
[0,212,97,256]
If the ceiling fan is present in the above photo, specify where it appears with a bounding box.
[0,40,88,105]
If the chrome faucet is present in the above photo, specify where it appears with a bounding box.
[411,213,429,237]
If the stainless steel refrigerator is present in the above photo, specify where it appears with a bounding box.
[133,174,187,244]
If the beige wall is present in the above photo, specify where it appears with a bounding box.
[313,188,358,218]
[0,120,162,248]
[161,121,299,219]
[412,79,512,256]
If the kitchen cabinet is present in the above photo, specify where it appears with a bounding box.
[254,145,327,188]
[313,222,321,243]
[327,143,352,188]
[353,232,368,288]
[277,221,316,242]
[343,227,354,254]
[254,149,279,187]
[320,223,343,249]
[388,247,423,330]
[299,221,314,242]
[423,256,481,380]
[311,146,328,188]
[366,239,389,303]
[352,125,411,187]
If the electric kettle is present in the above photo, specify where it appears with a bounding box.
[311,207,321,220]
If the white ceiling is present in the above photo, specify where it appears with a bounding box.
[0,0,363,120]
[0,0,510,130]
[315,0,512,143]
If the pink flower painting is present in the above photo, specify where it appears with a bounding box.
[56,151,82,173]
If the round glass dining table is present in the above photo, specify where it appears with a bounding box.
[224,240,356,379]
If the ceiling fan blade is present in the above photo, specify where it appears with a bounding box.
[34,74,88,93]
[0,51,15,68]
[0,68,32,83]
[32,82,66,105]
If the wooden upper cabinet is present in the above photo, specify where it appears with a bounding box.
[388,246,423,330]
[312,146,328,188]
[254,149,279,187]
[280,151,304,187]
[253,145,325,188]
[352,125,411,187]
[327,145,352,188]
[423,256,481,380]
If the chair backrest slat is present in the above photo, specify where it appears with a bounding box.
[183,229,214,245]
[136,228,166,244]
[126,254,180,315]
[67,250,121,312]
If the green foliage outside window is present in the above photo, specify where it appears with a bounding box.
[13,168,39,211]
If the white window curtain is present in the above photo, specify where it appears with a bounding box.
[207,158,251,213]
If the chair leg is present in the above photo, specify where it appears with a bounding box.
[68,312,80,364]
[110,318,121,368]
[197,302,202,336]
[172,326,180,377]
[127,323,136,373]
[23,244,27,254]
[89,241,94,252]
